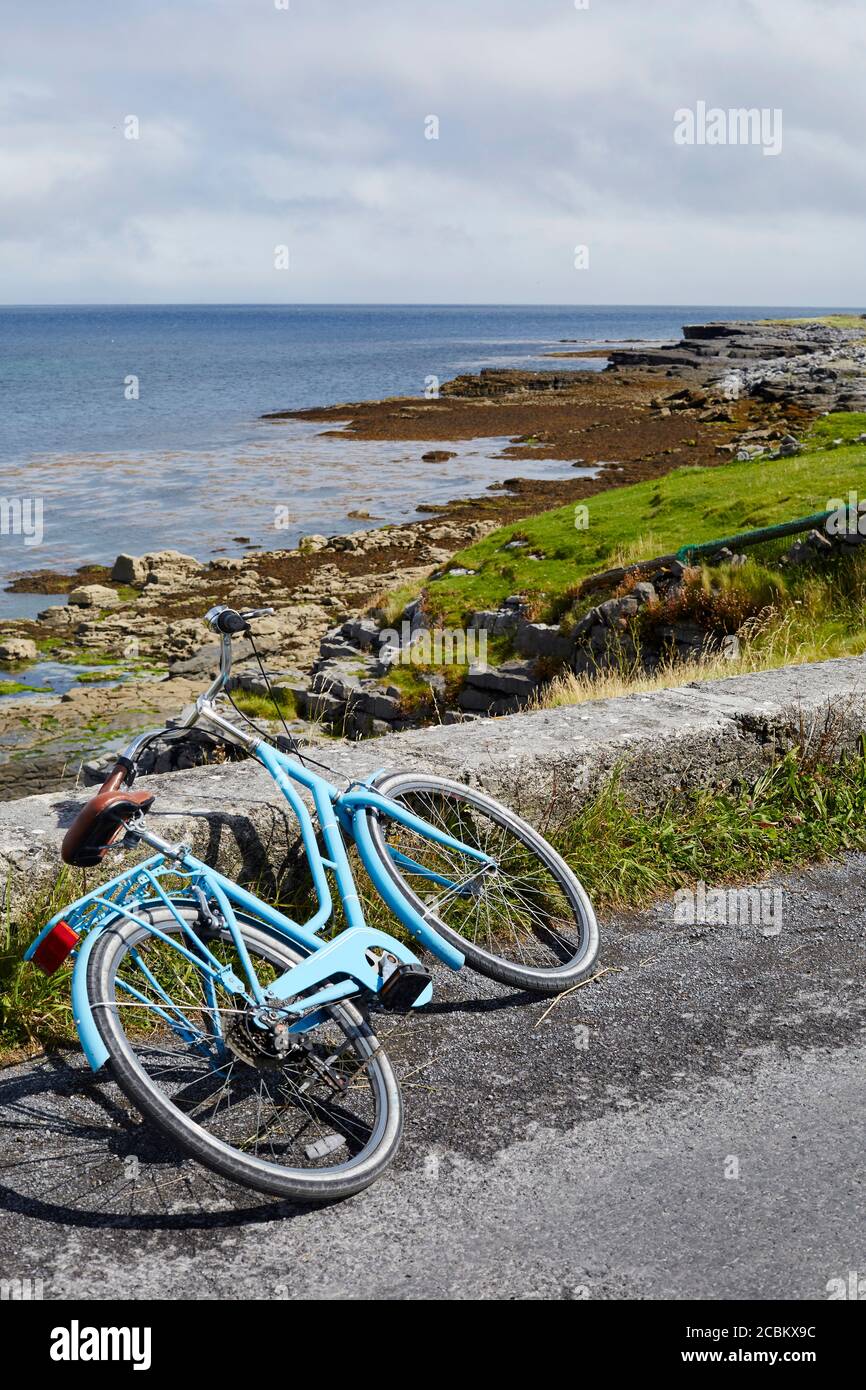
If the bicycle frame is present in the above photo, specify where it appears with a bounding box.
[29,723,492,1073]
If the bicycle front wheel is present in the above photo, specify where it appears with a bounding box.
[87,904,402,1202]
[361,772,599,994]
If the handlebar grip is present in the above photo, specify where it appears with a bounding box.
[214,609,250,635]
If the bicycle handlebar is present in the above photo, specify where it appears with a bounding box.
[113,607,276,773]
[205,604,275,637]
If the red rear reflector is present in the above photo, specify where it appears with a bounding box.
[31,920,79,975]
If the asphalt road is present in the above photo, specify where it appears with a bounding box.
[1,852,864,1300]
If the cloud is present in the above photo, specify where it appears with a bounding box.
[0,0,864,303]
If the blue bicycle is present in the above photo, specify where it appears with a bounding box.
[27,606,598,1201]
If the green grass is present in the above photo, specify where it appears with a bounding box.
[369,582,425,627]
[424,413,866,625]
[547,743,866,906]
[763,313,866,331]
[230,687,297,721]
[5,737,866,1053]
[0,680,51,696]
[75,670,123,685]
[0,873,83,1053]
[804,411,866,448]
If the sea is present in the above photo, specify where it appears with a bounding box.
[0,303,840,617]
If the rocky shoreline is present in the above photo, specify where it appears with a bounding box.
[2,315,864,797]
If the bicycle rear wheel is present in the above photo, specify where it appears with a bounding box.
[87,904,402,1202]
[361,772,599,994]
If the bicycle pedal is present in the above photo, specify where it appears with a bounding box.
[378,962,432,1012]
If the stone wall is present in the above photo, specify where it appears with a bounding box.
[3,655,865,911]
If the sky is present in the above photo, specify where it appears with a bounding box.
[0,0,864,305]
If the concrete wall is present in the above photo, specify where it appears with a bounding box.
[4,655,865,909]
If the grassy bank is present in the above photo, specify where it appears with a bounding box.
[423,411,866,625]
[3,739,866,1055]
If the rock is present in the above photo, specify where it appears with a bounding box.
[469,608,520,635]
[169,639,252,677]
[658,621,706,649]
[0,637,37,662]
[514,620,572,663]
[68,584,121,608]
[339,617,381,650]
[354,687,403,721]
[631,582,657,606]
[37,605,79,626]
[317,634,366,662]
[571,608,600,640]
[421,450,457,463]
[596,595,639,627]
[721,635,740,660]
[465,659,538,697]
[298,535,329,553]
[457,685,496,712]
[303,690,347,723]
[111,554,148,585]
[147,549,201,570]
[310,666,364,702]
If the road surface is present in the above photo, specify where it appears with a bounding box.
[1,852,864,1299]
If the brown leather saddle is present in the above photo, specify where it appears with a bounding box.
[61,762,154,868]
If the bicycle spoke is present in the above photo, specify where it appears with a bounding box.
[103,918,387,1179]
[380,786,585,969]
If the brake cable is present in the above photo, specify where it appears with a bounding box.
[227,631,348,780]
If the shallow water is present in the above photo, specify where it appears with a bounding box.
[2,425,596,582]
[0,659,124,699]
[0,590,67,621]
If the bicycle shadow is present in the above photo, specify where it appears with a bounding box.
[0,1050,336,1232]
[419,988,536,1017]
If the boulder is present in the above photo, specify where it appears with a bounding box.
[111,554,148,585]
[302,690,347,724]
[68,584,121,608]
[468,608,520,636]
[169,639,252,678]
[354,687,403,721]
[465,659,538,698]
[339,617,381,650]
[514,620,572,663]
[145,549,202,571]
[596,595,639,627]
[0,637,38,663]
[310,665,364,701]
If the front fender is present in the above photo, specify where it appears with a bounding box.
[71,926,110,1072]
[351,805,465,971]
